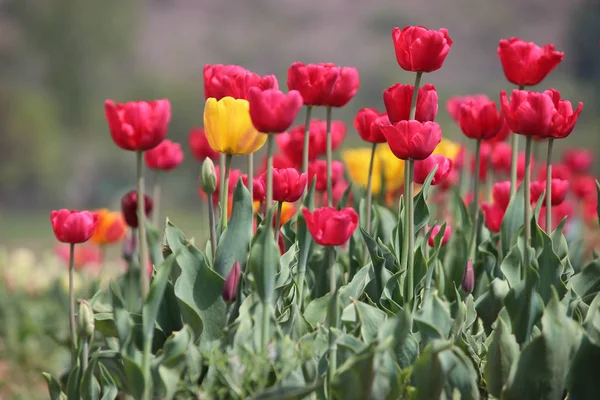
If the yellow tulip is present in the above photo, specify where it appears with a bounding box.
[433,138,462,162]
[342,145,405,194]
[203,97,267,155]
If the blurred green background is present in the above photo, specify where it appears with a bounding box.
[0,0,599,250]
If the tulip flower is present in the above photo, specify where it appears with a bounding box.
[572,175,597,200]
[91,209,126,246]
[462,260,475,294]
[491,142,513,175]
[323,179,354,209]
[308,160,344,193]
[381,120,442,161]
[277,120,346,166]
[500,90,558,138]
[55,243,103,272]
[563,148,594,175]
[428,225,451,247]
[383,83,438,124]
[247,88,303,134]
[446,94,490,121]
[287,62,359,108]
[481,202,505,233]
[542,89,583,139]
[204,64,278,100]
[392,26,453,73]
[144,139,184,171]
[222,260,242,304]
[414,154,453,186]
[258,168,307,203]
[354,108,389,144]
[530,179,569,206]
[302,207,359,247]
[458,99,503,141]
[189,127,219,161]
[487,120,512,144]
[497,38,564,87]
[121,190,153,228]
[341,147,405,194]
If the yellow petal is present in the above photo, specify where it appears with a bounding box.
[342,148,381,193]
[375,144,405,192]
[432,138,461,161]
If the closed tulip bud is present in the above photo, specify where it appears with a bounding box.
[287,62,359,107]
[428,225,452,247]
[122,234,137,262]
[144,139,184,171]
[383,83,438,124]
[462,260,475,294]
[302,207,359,247]
[50,210,99,244]
[414,154,453,185]
[222,261,242,304]
[530,179,569,206]
[121,190,153,228]
[381,120,442,161]
[77,300,95,339]
[392,26,453,73]
[497,38,564,87]
[201,158,217,195]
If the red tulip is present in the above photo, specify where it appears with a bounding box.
[50,209,99,244]
[517,152,536,180]
[392,26,453,73]
[438,168,460,192]
[486,119,512,144]
[481,202,505,233]
[307,160,344,192]
[258,168,307,203]
[323,179,354,208]
[428,225,451,247]
[583,197,598,228]
[383,83,438,124]
[414,154,453,185]
[302,206,359,246]
[462,260,474,294]
[287,62,359,107]
[470,142,492,182]
[563,148,594,175]
[222,261,242,303]
[55,244,102,271]
[446,94,490,121]
[536,163,570,181]
[572,175,597,200]
[121,190,153,228]
[552,200,575,226]
[497,38,564,87]
[144,140,184,171]
[542,89,583,139]
[204,64,278,100]
[247,88,304,133]
[492,180,512,210]
[491,141,512,174]
[104,99,171,151]
[458,99,503,140]
[256,153,298,175]
[500,90,558,137]
[381,120,442,160]
[354,108,389,143]
[276,120,346,165]
[530,179,569,206]
[189,127,219,161]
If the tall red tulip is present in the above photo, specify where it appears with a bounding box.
[497,38,564,87]
[204,64,278,100]
[381,120,442,160]
[258,168,307,203]
[50,210,98,244]
[500,90,556,136]
[530,179,569,206]
[104,99,171,151]
[144,140,184,171]
[354,108,389,143]
[542,89,583,139]
[491,141,513,175]
[572,175,597,200]
[392,26,453,72]
[383,83,438,124]
[428,225,451,247]
[302,207,359,246]
[121,190,153,228]
[563,149,594,175]
[458,99,503,140]
[287,62,359,107]
[277,120,346,165]
[247,88,304,134]
[446,94,490,121]
[308,160,344,192]
[189,127,219,161]
[414,154,453,185]
[222,260,242,303]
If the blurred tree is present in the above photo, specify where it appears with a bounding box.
[567,0,600,100]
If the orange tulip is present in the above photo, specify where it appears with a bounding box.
[91,209,127,245]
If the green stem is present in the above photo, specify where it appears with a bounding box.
[327,248,338,395]
[326,106,333,206]
[219,154,226,232]
[275,201,283,243]
[208,200,217,259]
[142,335,152,400]
[81,338,89,371]
[469,140,482,260]
[68,242,76,365]
[409,72,423,120]
[266,134,275,212]
[400,161,409,273]
[152,172,161,228]
[136,151,149,300]
[486,149,494,202]
[523,136,533,279]
[407,160,415,306]
[221,154,233,231]
[128,228,137,311]
[545,139,554,232]
[302,105,313,193]
[365,143,377,235]
[510,84,526,198]
[261,301,270,351]
[248,153,254,202]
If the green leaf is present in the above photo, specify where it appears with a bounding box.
[80,353,101,400]
[353,299,387,343]
[330,344,377,400]
[536,227,567,304]
[123,356,145,400]
[296,179,316,298]
[42,372,67,400]
[500,242,522,288]
[414,294,452,346]
[570,257,600,299]
[66,363,82,400]
[304,293,331,327]
[475,278,510,332]
[213,180,253,277]
[500,182,525,257]
[339,263,373,306]
[249,204,280,303]
[413,167,435,235]
[484,318,519,398]
[143,253,176,340]
[567,334,600,400]
[374,204,398,245]
[504,266,544,345]
[251,381,324,400]
[98,363,118,400]
[378,308,419,368]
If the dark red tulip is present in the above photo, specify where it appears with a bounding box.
[530,179,569,206]
[446,94,490,122]
[563,148,594,175]
[462,260,475,294]
[204,64,278,100]
[222,261,242,303]
[276,120,346,165]
[287,62,359,107]
[381,120,442,160]
[104,99,171,151]
[307,160,344,192]
[491,141,512,175]
[50,210,99,244]
[572,175,597,200]
[497,38,564,87]
[414,154,453,185]
[302,206,359,246]
[121,190,153,228]
[247,88,304,133]
[144,140,184,171]
[383,83,438,124]
[189,127,220,161]
[392,26,453,73]
[428,225,451,247]
[258,168,307,203]
[500,90,557,137]
[458,99,503,140]
[354,108,389,143]
[542,89,583,139]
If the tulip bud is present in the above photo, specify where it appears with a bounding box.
[222,261,242,304]
[462,260,475,294]
[77,300,95,339]
[122,233,137,262]
[201,158,217,195]
[121,190,153,228]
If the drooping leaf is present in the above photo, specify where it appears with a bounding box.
[484,318,519,398]
[504,266,544,345]
[42,372,67,400]
[500,182,525,257]
[570,257,600,300]
[330,344,377,400]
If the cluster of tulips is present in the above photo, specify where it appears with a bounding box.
[46,23,596,398]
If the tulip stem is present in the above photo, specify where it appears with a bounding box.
[365,142,377,235]
[409,72,423,120]
[302,105,313,198]
[510,85,525,198]
[326,106,333,207]
[486,150,494,202]
[221,154,233,232]
[545,138,554,232]
[219,154,226,232]
[248,153,254,202]
[152,172,161,228]
[406,159,415,306]
[523,135,533,280]
[136,151,150,301]
[261,301,270,352]
[81,337,89,371]
[469,140,482,260]
[208,200,217,259]
[275,201,283,243]
[266,134,275,213]
[68,242,76,365]
[327,247,338,394]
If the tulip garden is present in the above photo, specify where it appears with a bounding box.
[28,25,600,399]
